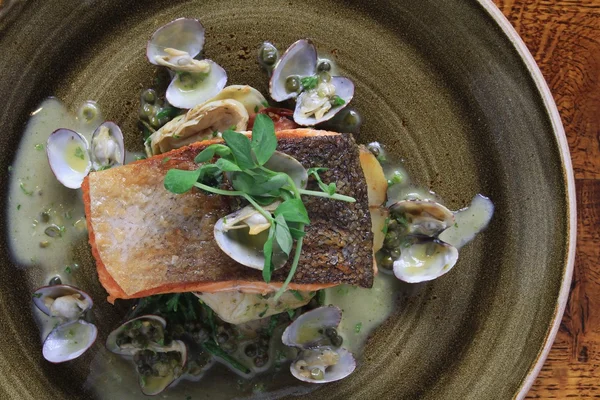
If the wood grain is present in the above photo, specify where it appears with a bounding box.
[493,0,600,397]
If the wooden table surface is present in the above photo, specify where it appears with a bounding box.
[492,0,600,398]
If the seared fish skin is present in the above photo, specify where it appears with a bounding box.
[83,129,374,302]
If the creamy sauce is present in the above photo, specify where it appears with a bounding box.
[324,273,402,355]
[439,194,495,249]
[7,98,102,276]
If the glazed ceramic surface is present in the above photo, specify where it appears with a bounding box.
[0,0,575,399]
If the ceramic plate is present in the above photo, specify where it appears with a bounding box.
[0,0,575,399]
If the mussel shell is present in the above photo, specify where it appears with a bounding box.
[166,60,228,109]
[290,346,356,384]
[282,305,342,348]
[269,39,317,102]
[393,238,459,283]
[42,320,97,363]
[293,76,354,126]
[390,199,455,237]
[46,128,91,189]
[146,18,205,65]
[33,284,93,317]
[90,121,125,170]
[106,315,167,356]
[138,340,188,396]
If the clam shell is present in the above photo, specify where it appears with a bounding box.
[46,128,91,189]
[282,306,342,348]
[269,39,317,102]
[90,121,125,170]
[263,150,308,189]
[166,60,228,109]
[138,340,187,396]
[106,315,167,356]
[390,199,455,237]
[42,320,97,363]
[146,18,205,65]
[33,284,93,318]
[210,85,268,116]
[293,76,354,126]
[290,346,356,384]
[393,238,459,283]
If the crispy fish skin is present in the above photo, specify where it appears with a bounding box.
[83,129,374,302]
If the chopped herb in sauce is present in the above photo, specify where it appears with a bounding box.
[19,181,33,196]
[355,322,362,333]
[34,143,44,151]
[74,146,86,160]
[331,95,345,107]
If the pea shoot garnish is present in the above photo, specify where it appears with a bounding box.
[164,114,355,299]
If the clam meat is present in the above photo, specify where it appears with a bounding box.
[392,238,459,283]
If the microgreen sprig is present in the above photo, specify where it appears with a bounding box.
[164,114,355,300]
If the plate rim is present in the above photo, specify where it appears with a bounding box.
[477,1,577,398]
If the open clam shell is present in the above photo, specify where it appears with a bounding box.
[390,199,455,237]
[42,320,97,363]
[269,39,317,102]
[46,128,91,189]
[290,346,356,384]
[106,315,167,356]
[282,306,342,348]
[263,150,308,189]
[393,238,459,283]
[33,284,93,320]
[146,18,205,65]
[90,121,125,170]
[136,340,187,396]
[166,60,228,109]
[293,76,354,126]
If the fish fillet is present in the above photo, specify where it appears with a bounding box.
[83,129,385,303]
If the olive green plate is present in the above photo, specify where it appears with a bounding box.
[0,0,575,399]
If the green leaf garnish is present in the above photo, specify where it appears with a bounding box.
[290,290,304,301]
[274,199,310,225]
[251,114,277,165]
[300,75,319,90]
[274,214,293,256]
[222,130,255,170]
[164,168,202,194]
[194,144,232,163]
[215,158,242,172]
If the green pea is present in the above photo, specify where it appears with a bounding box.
[142,89,157,104]
[285,76,300,93]
[317,60,331,72]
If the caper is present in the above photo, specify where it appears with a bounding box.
[254,354,268,368]
[258,42,279,68]
[39,241,50,248]
[80,103,98,122]
[329,335,344,347]
[366,142,381,157]
[139,103,154,121]
[387,219,398,231]
[244,344,258,358]
[317,60,331,72]
[40,211,50,223]
[390,248,401,259]
[311,367,325,380]
[192,328,209,343]
[138,365,153,376]
[285,76,300,93]
[142,89,157,104]
[48,276,62,285]
[380,255,394,269]
[149,116,161,129]
[217,332,229,344]
[384,230,398,245]
[325,327,337,338]
[221,341,238,353]
[324,107,362,134]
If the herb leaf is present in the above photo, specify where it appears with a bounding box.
[194,144,232,163]
[164,168,201,194]
[301,75,319,90]
[274,199,310,225]
[215,158,242,172]
[251,114,277,165]
[274,214,293,256]
[262,226,275,283]
[222,130,255,170]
